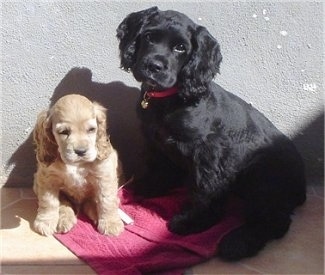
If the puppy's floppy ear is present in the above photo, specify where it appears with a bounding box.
[33,110,58,166]
[179,26,222,102]
[116,6,159,71]
[93,102,112,160]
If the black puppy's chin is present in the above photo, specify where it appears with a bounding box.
[144,79,158,88]
[133,69,177,91]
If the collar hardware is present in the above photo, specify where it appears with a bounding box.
[141,87,178,109]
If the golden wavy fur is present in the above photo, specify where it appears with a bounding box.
[33,94,124,236]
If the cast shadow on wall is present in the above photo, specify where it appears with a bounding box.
[4,67,324,187]
[294,111,324,183]
[5,67,145,187]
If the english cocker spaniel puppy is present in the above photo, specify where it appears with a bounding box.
[33,94,124,236]
[116,7,306,260]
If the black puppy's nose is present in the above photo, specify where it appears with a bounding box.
[74,148,87,156]
[148,60,164,73]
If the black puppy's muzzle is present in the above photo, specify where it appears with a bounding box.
[134,52,177,89]
[145,55,168,74]
[135,55,171,87]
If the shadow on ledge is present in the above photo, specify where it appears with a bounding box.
[5,67,145,187]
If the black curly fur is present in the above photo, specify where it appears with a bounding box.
[116,7,306,261]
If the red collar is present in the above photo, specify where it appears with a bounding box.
[146,86,178,98]
[141,87,178,109]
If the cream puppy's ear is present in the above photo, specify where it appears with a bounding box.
[93,102,112,160]
[33,110,58,165]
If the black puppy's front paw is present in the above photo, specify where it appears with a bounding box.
[167,213,195,235]
[168,207,224,235]
[168,212,215,235]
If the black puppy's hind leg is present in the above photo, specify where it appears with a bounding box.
[218,156,305,261]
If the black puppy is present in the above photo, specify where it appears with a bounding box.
[116,7,306,260]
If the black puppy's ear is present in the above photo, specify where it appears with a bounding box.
[116,6,159,71]
[179,26,222,102]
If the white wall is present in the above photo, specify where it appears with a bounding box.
[1,1,323,187]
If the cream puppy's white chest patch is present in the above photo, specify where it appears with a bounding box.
[65,164,89,187]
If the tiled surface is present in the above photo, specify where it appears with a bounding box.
[1,188,95,274]
[1,186,324,274]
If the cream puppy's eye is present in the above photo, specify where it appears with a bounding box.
[58,129,70,136]
[87,127,97,133]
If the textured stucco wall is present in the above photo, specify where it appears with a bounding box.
[1,1,323,187]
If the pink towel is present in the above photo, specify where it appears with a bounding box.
[55,188,244,275]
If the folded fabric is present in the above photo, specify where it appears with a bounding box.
[55,188,244,275]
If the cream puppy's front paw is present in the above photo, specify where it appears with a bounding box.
[56,205,77,233]
[34,215,59,236]
[97,217,124,236]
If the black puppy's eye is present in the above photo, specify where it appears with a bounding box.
[174,44,186,53]
[144,33,153,42]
